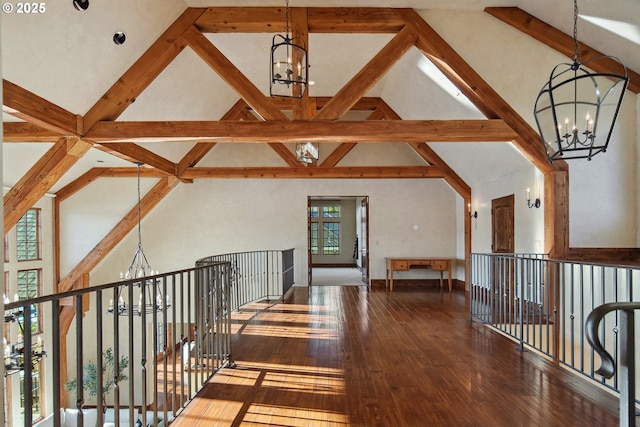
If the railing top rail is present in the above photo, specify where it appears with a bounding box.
[196,248,295,264]
[472,252,640,270]
[3,261,231,310]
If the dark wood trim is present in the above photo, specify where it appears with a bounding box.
[370,278,466,290]
[567,248,640,265]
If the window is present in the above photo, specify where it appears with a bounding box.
[322,223,340,255]
[17,269,41,334]
[16,209,41,261]
[19,362,42,423]
[4,234,9,262]
[310,223,319,255]
[310,203,342,256]
[322,206,340,218]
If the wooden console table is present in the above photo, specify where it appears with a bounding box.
[385,257,453,292]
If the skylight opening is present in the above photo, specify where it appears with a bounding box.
[417,56,478,112]
[581,15,640,45]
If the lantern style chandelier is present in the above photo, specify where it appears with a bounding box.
[270,0,308,98]
[296,141,318,165]
[533,0,628,162]
[108,163,169,316]
[3,294,46,376]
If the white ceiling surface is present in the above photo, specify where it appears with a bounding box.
[2,0,639,191]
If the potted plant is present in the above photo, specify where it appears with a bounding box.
[65,347,129,408]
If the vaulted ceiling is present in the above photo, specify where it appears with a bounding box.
[2,1,639,226]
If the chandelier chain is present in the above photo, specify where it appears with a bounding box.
[572,0,579,63]
[285,0,290,37]
[136,162,142,251]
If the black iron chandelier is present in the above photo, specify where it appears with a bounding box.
[3,295,46,376]
[296,141,318,165]
[108,163,170,316]
[533,0,628,162]
[270,0,308,98]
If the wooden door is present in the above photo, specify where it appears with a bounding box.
[492,194,515,253]
[360,197,369,284]
[491,194,515,323]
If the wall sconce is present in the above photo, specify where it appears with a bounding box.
[468,203,477,219]
[527,188,541,209]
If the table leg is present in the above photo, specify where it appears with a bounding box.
[448,267,452,291]
[439,271,443,290]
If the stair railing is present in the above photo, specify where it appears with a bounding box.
[585,302,640,427]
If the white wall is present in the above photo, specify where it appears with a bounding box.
[422,10,638,251]
[60,178,458,288]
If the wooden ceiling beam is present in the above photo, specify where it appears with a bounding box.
[485,7,640,94]
[86,119,518,143]
[182,25,288,121]
[96,142,177,175]
[396,8,565,173]
[83,8,207,131]
[314,26,415,120]
[57,176,180,293]
[176,99,250,175]
[55,168,110,204]
[3,80,80,135]
[379,101,471,197]
[319,104,387,167]
[3,122,61,142]
[308,8,406,33]
[194,7,405,34]
[4,136,92,231]
[181,166,444,179]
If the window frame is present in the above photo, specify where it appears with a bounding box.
[16,269,43,335]
[16,208,42,262]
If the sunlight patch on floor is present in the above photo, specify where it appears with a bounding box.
[242,404,349,426]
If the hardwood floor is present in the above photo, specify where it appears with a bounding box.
[170,285,622,427]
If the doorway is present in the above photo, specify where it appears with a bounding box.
[307,196,369,286]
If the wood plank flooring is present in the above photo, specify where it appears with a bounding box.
[170,285,622,427]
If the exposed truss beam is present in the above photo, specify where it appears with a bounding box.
[181,166,444,179]
[83,8,207,131]
[57,176,180,293]
[4,137,91,231]
[96,142,176,175]
[85,119,518,143]
[485,7,640,94]
[194,7,405,34]
[315,26,415,120]
[3,80,80,135]
[396,8,566,173]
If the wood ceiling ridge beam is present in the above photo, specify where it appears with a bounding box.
[83,8,208,132]
[484,7,640,94]
[396,8,563,173]
[182,25,288,121]
[85,119,518,142]
[3,79,80,135]
[194,7,405,34]
[4,137,92,231]
[57,176,180,293]
[181,166,444,179]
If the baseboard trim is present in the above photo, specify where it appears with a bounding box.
[370,278,465,290]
